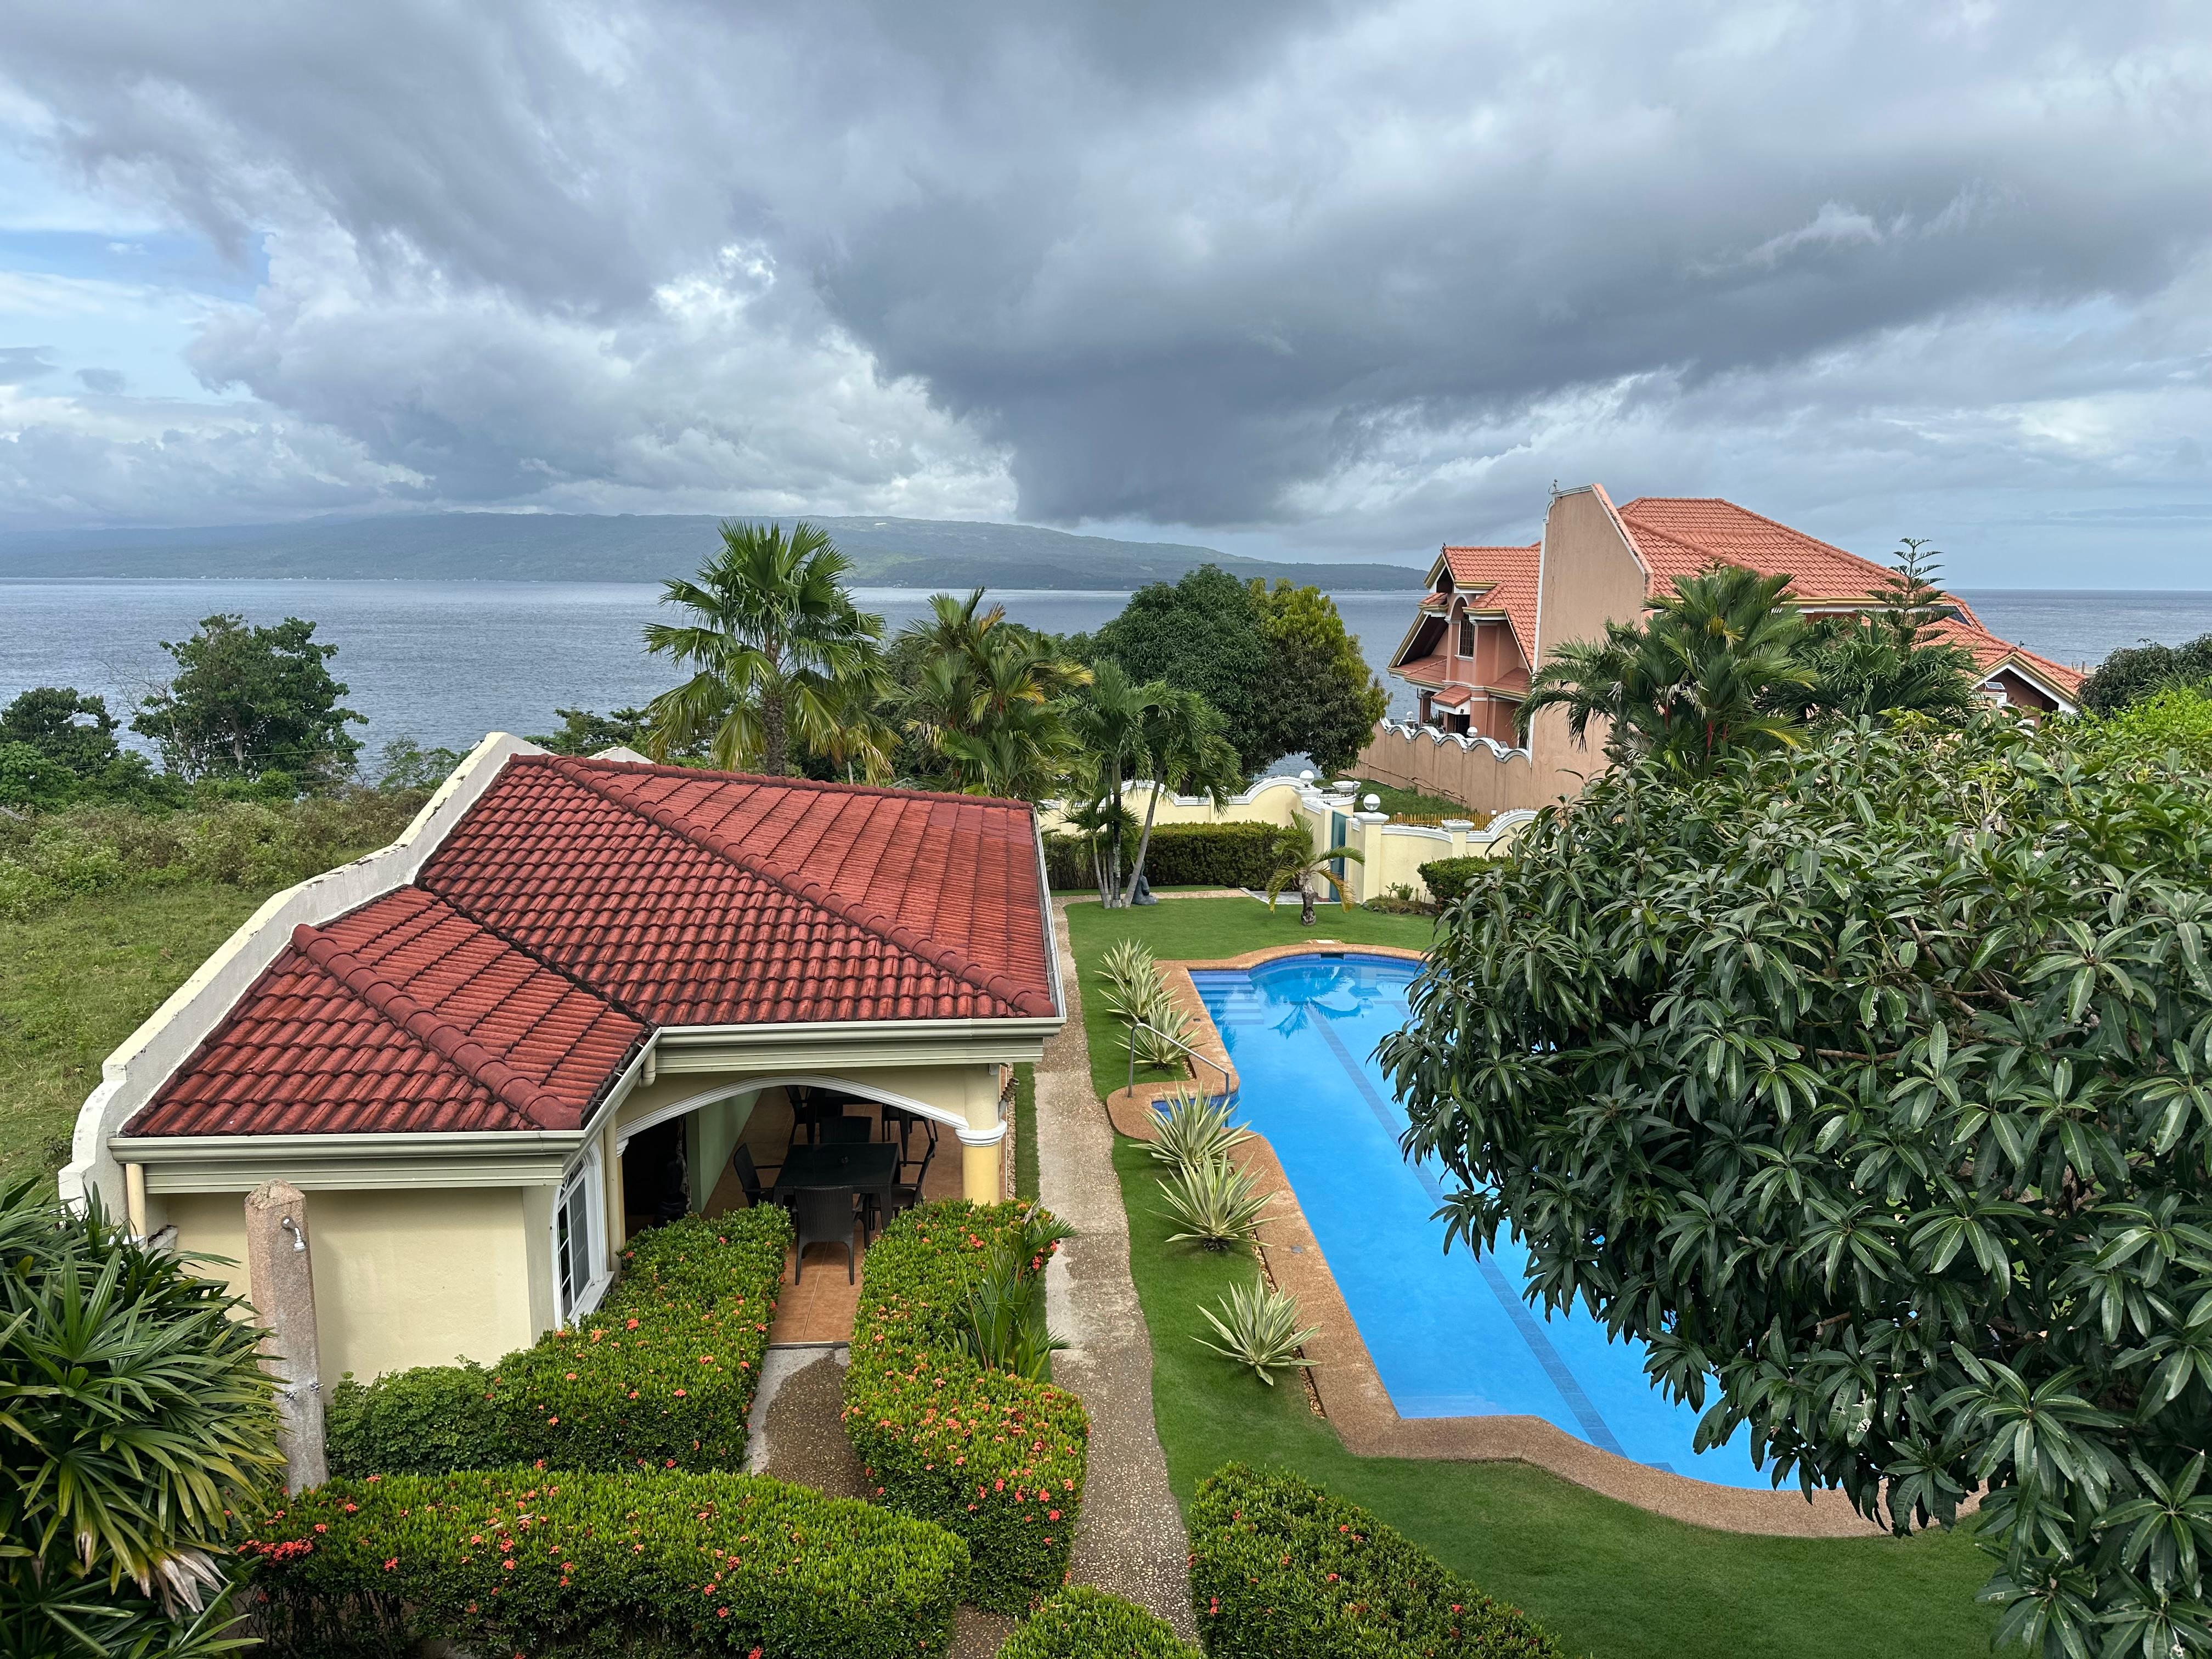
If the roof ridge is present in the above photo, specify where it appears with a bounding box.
[288,924,580,1128]
[524,750,1034,812]
[406,881,658,1034]
[543,757,1054,1019]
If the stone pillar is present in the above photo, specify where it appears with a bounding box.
[1442,817,1473,857]
[1355,810,1390,902]
[245,1181,327,1493]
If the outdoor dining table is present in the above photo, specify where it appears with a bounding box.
[770,1141,899,1234]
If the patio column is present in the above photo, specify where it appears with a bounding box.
[957,1066,1005,1203]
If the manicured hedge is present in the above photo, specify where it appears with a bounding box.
[843,1200,1090,1613]
[328,1208,791,1477]
[1417,856,1488,908]
[244,1467,967,1659]
[1187,1465,1565,1658]
[1001,1586,1200,1659]
[1046,822,1289,892]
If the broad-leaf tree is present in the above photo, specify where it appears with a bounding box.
[0,1181,280,1656]
[1379,716,2212,1657]
[131,615,365,786]
[1092,566,1275,775]
[0,687,122,775]
[1518,565,1815,776]
[2081,633,2212,717]
[643,520,893,779]
[1247,580,1390,776]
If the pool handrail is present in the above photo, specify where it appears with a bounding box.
[1125,1019,1234,1099]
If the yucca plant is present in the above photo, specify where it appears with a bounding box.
[1195,1276,1318,1385]
[0,1179,281,1658]
[1148,1090,1247,1173]
[1156,1156,1270,1251]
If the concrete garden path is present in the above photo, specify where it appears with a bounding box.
[1037,899,1197,1640]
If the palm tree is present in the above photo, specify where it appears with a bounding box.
[642,520,893,778]
[1519,564,1814,776]
[1121,687,1242,906]
[896,590,1087,798]
[1262,835,1364,927]
[1064,660,1160,906]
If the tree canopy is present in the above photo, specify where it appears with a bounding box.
[129,615,364,786]
[1246,579,1390,776]
[890,588,1088,799]
[0,686,122,775]
[2080,633,2212,717]
[1092,566,1273,775]
[1380,715,2212,1656]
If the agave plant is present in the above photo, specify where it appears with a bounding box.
[1195,1275,1318,1385]
[1129,996,1194,1071]
[1099,938,1158,1007]
[1156,1155,1270,1250]
[1148,1089,1248,1173]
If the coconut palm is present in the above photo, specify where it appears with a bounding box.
[1065,660,1161,906]
[1262,836,1364,927]
[642,520,893,778]
[1518,564,1814,777]
[1120,686,1242,906]
[898,590,1087,798]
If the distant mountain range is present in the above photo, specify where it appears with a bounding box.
[0,512,1426,590]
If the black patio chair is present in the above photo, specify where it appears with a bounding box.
[886,1136,936,1222]
[730,1142,781,1209]
[881,1102,927,1159]
[792,1097,845,1145]
[790,1189,859,1284]
[819,1115,874,1145]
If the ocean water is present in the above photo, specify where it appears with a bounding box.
[0,579,2200,761]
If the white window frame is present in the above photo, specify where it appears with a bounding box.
[551,1146,611,1328]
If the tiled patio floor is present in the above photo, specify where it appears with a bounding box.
[690,1096,969,1345]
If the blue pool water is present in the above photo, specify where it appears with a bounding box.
[1192,952,1769,1489]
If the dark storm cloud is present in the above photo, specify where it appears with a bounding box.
[1,0,2207,560]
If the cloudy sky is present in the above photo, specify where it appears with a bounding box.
[1,1,2207,583]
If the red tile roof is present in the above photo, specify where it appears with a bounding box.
[129,888,644,1137]
[1439,544,1541,663]
[1927,617,2087,698]
[1616,499,1914,604]
[125,756,1053,1139]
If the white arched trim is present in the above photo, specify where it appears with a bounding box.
[612,1073,976,1153]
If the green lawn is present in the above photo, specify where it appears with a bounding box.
[1,882,269,1193]
[1067,898,1997,1659]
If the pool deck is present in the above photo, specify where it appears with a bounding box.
[1105,943,1883,1540]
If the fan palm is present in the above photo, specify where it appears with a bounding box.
[1519,563,1814,777]
[1121,686,1242,906]
[642,520,893,778]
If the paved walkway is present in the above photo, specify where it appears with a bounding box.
[1037,900,1196,1639]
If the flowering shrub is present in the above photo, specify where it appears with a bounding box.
[843,1200,1090,1613]
[1187,1465,1564,1658]
[329,1209,791,1477]
[245,1468,966,1659]
[999,1586,1200,1659]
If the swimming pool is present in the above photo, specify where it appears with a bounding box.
[1192,951,1769,1489]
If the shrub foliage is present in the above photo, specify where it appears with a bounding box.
[244,1468,967,1659]
[1000,1585,1201,1659]
[1187,1464,1563,1657]
[1045,822,1287,892]
[1379,715,2212,1656]
[329,1209,791,1477]
[1415,855,1486,908]
[843,1200,1090,1612]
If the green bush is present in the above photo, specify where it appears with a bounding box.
[843,1200,1090,1612]
[1000,1587,1200,1659]
[244,1467,967,1659]
[1416,855,1487,907]
[329,1209,791,1477]
[1187,1465,1564,1658]
[0,790,426,919]
[1046,822,1288,891]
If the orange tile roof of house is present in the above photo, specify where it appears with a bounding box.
[1613,498,1954,610]
[1438,543,1541,662]
[1926,617,2088,698]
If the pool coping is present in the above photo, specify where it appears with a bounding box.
[1105,944,1881,1539]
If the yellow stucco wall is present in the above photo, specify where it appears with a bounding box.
[155,1187,539,1381]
